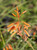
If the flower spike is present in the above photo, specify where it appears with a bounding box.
[12,7,27,20]
[7,7,30,43]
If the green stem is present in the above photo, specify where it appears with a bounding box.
[0,31,5,46]
[26,41,35,50]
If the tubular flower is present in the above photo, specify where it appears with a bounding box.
[33,32,36,39]
[3,44,13,50]
[7,7,30,41]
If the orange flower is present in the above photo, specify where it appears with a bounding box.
[3,44,13,50]
[7,23,14,28]
[10,22,19,33]
[33,32,36,39]
[18,25,22,31]
[14,10,17,13]
[8,26,15,32]
[6,46,8,50]
[22,21,30,27]
[11,30,17,37]
[17,30,23,37]
[23,34,28,41]
[3,48,5,50]
[36,26,37,30]
[12,13,16,17]
[20,11,27,16]
[24,25,28,29]
[24,30,30,37]
[8,44,13,50]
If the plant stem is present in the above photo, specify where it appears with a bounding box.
[26,40,35,50]
[0,31,5,46]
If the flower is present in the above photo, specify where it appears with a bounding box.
[7,7,30,41]
[3,44,13,50]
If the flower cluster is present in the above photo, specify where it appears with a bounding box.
[7,7,30,41]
